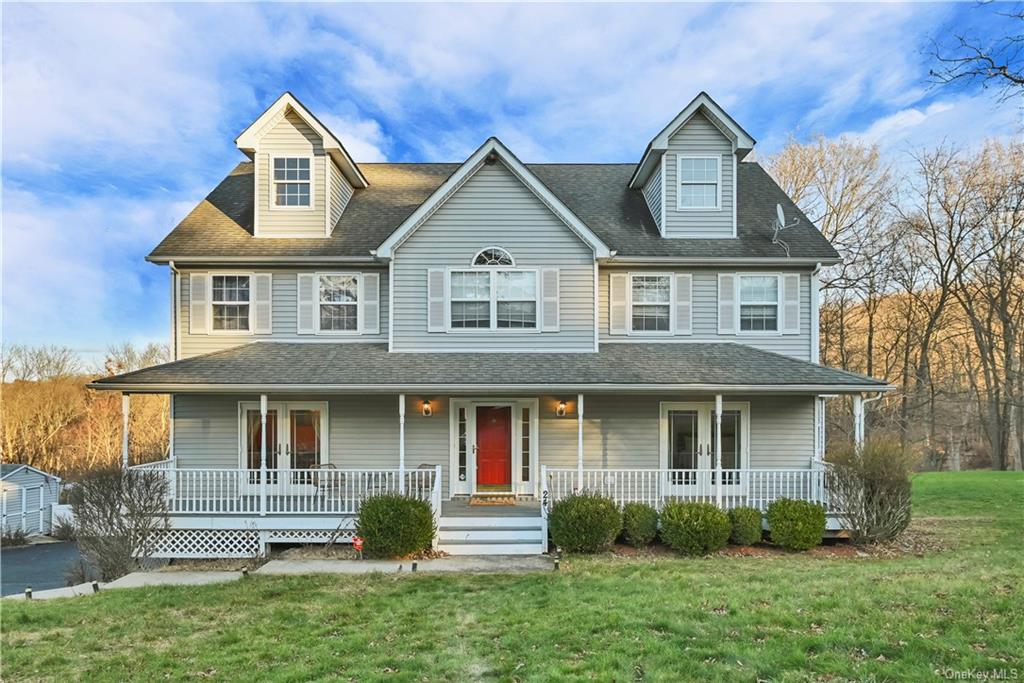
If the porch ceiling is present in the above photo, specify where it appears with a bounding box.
[88,342,891,394]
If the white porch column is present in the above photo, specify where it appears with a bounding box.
[398,394,406,494]
[714,394,723,508]
[853,394,865,452]
[121,394,131,469]
[259,394,268,517]
[577,393,585,491]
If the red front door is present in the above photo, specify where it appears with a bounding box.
[476,406,512,488]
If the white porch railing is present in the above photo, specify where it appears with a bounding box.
[542,465,837,515]
[128,465,441,516]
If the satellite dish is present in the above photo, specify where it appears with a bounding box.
[771,203,799,258]
[776,203,786,229]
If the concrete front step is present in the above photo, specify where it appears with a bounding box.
[439,527,545,542]
[439,539,546,556]
[438,516,543,528]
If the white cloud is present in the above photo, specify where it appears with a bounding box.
[318,113,389,162]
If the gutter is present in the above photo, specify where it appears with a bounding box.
[598,256,842,267]
[147,255,385,266]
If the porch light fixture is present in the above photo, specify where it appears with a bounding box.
[422,400,432,417]
[556,401,567,417]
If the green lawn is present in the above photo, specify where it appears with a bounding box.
[3,472,1022,682]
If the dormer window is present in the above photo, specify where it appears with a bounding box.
[273,157,311,207]
[677,156,720,210]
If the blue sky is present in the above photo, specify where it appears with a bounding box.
[2,2,1020,356]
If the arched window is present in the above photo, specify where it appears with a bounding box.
[472,247,514,267]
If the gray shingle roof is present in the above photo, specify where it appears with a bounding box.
[148,161,839,261]
[91,343,887,392]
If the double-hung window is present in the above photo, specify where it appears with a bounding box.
[273,157,311,207]
[449,250,537,330]
[212,275,250,331]
[630,274,671,332]
[739,275,779,332]
[677,156,720,209]
[318,274,359,332]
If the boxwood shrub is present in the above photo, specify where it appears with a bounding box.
[728,506,763,546]
[356,494,436,559]
[548,492,622,553]
[621,502,659,548]
[659,501,730,555]
[766,498,826,551]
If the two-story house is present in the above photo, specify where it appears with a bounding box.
[92,92,890,558]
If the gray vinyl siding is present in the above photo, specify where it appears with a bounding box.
[391,160,596,351]
[178,268,389,358]
[663,112,735,238]
[642,162,663,234]
[598,266,813,361]
[255,110,328,237]
[171,392,815,500]
[329,158,354,232]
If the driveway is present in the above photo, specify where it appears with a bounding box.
[1,542,85,596]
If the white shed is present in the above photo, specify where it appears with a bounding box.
[1,464,62,536]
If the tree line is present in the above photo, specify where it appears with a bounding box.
[767,137,1023,471]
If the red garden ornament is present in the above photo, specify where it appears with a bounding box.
[352,535,364,554]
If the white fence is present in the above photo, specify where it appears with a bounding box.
[542,466,836,515]
[130,464,442,517]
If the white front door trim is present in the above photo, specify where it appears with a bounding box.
[448,397,539,499]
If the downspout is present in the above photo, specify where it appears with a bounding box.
[860,391,885,447]
[810,262,821,365]
[168,260,180,464]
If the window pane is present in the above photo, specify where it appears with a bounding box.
[458,408,468,481]
[679,183,717,208]
[497,271,536,300]
[213,304,250,330]
[740,276,778,303]
[521,408,530,482]
[740,304,778,331]
[632,304,670,331]
[474,248,513,266]
[451,301,490,328]
[290,409,320,470]
[450,272,490,300]
[212,275,250,303]
[320,275,358,303]
[631,275,670,303]
[669,410,699,471]
[497,301,537,328]
[320,303,358,331]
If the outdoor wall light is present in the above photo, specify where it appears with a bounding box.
[422,400,432,417]
[556,401,567,417]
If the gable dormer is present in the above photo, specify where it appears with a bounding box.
[629,92,754,239]
[236,92,368,238]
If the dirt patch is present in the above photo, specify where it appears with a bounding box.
[610,543,676,558]
[272,545,448,561]
[159,557,267,572]
[861,517,952,558]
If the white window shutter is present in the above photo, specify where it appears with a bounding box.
[297,273,316,334]
[609,273,628,335]
[252,273,273,334]
[540,268,560,332]
[189,273,210,335]
[782,273,800,335]
[675,273,692,335]
[427,269,446,332]
[718,273,736,335]
[362,272,380,335]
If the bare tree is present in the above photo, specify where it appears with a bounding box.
[931,3,1024,101]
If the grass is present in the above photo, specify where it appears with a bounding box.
[3,472,1022,682]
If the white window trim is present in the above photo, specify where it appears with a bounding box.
[208,272,255,336]
[314,272,363,335]
[269,155,315,212]
[448,398,540,498]
[471,246,516,267]
[627,271,675,336]
[237,400,330,470]
[736,272,783,337]
[658,401,751,473]
[676,154,722,211]
[444,266,541,333]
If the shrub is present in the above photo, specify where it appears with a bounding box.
[827,439,916,544]
[2,528,29,547]
[659,502,730,555]
[621,502,659,548]
[73,466,169,581]
[548,493,622,553]
[767,498,825,551]
[356,494,436,559]
[728,506,763,546]
[51,516,77,541]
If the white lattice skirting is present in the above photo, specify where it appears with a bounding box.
[150,528,357,559]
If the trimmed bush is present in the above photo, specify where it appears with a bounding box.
[767,498,826,551]
[621,502,659,548]
[356,494,436,559]
[827,439,916,544]
[728,506,763,546]
[659,502,730,555]
[548,493,622,553]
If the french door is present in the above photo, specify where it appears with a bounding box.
[660,402,748,496]
[241,401,328,492]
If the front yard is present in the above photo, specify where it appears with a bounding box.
[3,471,1022,681]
